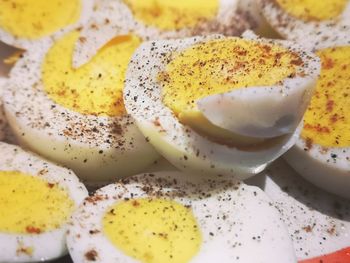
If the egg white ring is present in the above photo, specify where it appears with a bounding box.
[124,35,318,180]
[257,0,350,46]
[0,142,88,262]
[67,171,297,263]
[3,36,159,184]
[73,0,256,67]
[0,0,94,50]
[248,159,350,260]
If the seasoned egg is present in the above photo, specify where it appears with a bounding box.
[124,33,320,180]
[284,36,350,199]
[0,0,93,49]
[3,30,159,185]
[247,159,350,262]
[67,171,297,263]
[257,0,350,44]
[0,142,88,262]
[72,0,257,67]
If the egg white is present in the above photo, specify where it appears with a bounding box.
[72,0,257,67]
[0,0,94,50]
[67,171,297,263]
[3,35,159,185]
[247,159,350,261]
[0,142,88,262]
[123,34,320,180]
[257,0,350,45]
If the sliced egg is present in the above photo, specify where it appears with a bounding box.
[124,34,320,180]
[247,159,350,262]
[0,142,88,262]
[67,171,297,263]
[72,0,257,67]
[0,0,93,49]
[4,30,159,185]
[284,36,350,199]
[257,0,350,44]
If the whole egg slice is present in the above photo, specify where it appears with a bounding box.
[247,159,350,262]
[0,0,93,49]
[284,35,350,199]
[124,34,320,180]
[72,0,257,67]
[67,171,297,263]
[0,142,88,262]
[3,30,159,185]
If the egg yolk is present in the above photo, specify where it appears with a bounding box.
[275,0,347,22]
[123,0,218,30]
[301,46,350,148]
[0,171,75,234]
[103,198,202,263]
[42,31,141,117]
[0,0,81,39]
[161,38,302,145]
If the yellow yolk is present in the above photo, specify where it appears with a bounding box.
[161,38,302,144]
[42,31,141,117]
[0,171,75,234]
[103,198,202,263]
[275,0,348,21]
[123,0,218,30]
[301,46,350,148]
[0,0,81,39]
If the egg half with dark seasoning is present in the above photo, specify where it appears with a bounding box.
[257,0,350,44]
[72,0,257,67]
[284,35,350,199]
[3,30,159,185]
[67,171,297,263]
[247,159,350,262]
[0,0,93,49]
[123,33,320,180]
[0,142,88,262]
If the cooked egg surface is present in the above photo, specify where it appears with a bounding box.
[4,32,159,184]
[247,159,350,262]
[285,43,350,199]
[0,142,88,262]
[67,171,297,263]
[124,35,319,180]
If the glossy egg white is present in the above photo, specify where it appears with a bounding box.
[67,171,297,263]
[123,34,320,180]
[0,0,93,50]
[0,142,88,262]
[247,159,350,262]
[3,34,159,185]
[72,0,257,67]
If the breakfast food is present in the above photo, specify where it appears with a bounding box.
[0,142,88,262]
[0,0,93,49]
[3,30,159,185]
[284,35,350,199]
[248,159,350,262]
[67,171,297,263]
[124,33,320,180]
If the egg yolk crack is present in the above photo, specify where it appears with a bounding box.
[161,38,302,146]
[301,46,350,148]
[123,0,218,30]
[275,0,347,22]
[42,31,141,117]
[0,171,74,234]
[103,198,202,263]
[0,0,81,39]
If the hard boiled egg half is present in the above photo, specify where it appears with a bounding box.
[0,142,88,262]
[67,171,297,263]
[284,35,350,199]
[4,30,159,185]
[124,33,320,180]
